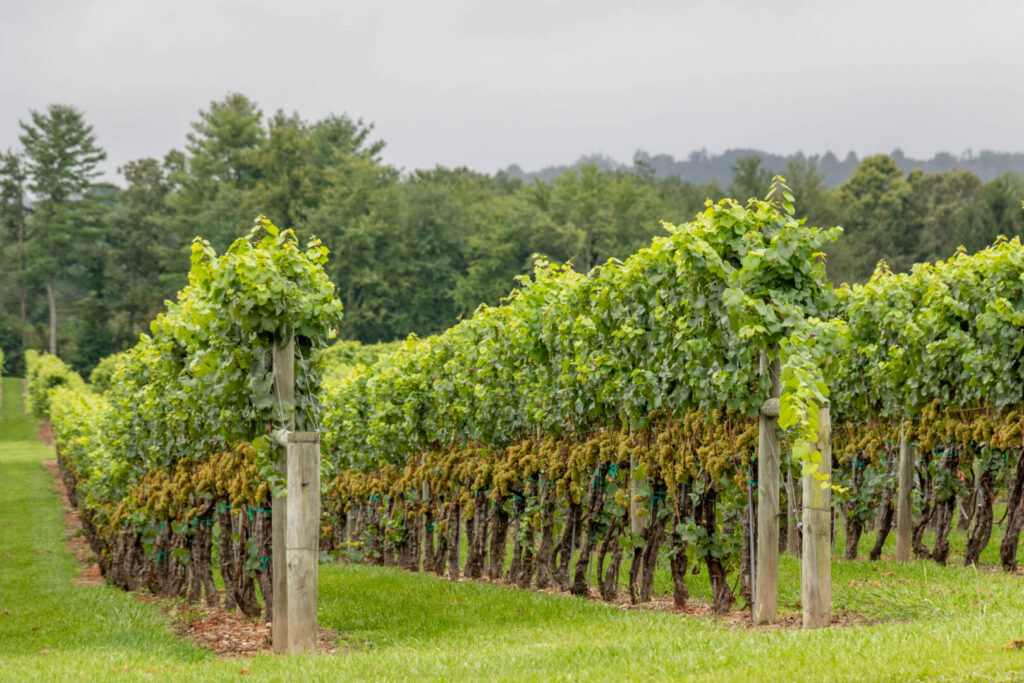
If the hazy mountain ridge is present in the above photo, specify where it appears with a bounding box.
[503,149,1024,187]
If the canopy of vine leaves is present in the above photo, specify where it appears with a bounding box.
[52,218,343,506]
[321,183,842,475]
[833,237,1024,421]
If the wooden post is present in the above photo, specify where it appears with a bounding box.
[802,401,831,629]
[895,423,914,562]
[285,431,320,653]
[754,349,781,624]
[271,337,294,654]
[798,401,831,630]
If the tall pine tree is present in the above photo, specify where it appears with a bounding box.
[19,104,106,355]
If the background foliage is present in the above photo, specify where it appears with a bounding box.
[2,95,1023,374]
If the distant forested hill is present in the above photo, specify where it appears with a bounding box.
[504,149,1024,187]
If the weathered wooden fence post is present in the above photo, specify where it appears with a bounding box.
[285,430,320,653]
[271,336,320,654]
[802,400,831,629]
[754,349,781,624]
[895,422,914,562]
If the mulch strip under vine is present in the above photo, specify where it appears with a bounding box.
[44,457,340,657]
[485,577,868,630]
[36,421,54,446]
[134,596,341,657]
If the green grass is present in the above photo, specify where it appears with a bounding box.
[0,375,36,441]
[4,375,1024,681]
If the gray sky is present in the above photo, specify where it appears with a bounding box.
[2,0,1023,182]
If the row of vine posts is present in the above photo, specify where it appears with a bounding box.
[754,347,832,629]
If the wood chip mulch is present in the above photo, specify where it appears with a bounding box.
[37,421,54,446]
[134,596,341,657]
[464,576,868,630]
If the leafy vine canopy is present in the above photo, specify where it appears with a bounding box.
[323,178,844,477]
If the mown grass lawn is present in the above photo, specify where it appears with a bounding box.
[3,375,1024,681]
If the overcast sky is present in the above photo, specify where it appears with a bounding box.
[2,0,1023,183]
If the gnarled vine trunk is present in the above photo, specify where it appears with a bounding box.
[552,502,581,592]
[964,463,995,566]
[465,489,489,579]
[597,505,626,602]
[217,504,236,609]
[446,498,461,581]
[230,512,261,618]
[534,483,556,588]
[488,498,510,581]
[669,483,690,608]
[700,484,733,614]
[256,507,274,618]
[571,464,609,597]
[515,481,538,589]
[999,450,1024,571]
[869,452,897,561]
[912,462,936,559]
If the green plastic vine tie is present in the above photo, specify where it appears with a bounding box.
[246,505,273,521]
[259,556,270,570]
[649,490,666,516]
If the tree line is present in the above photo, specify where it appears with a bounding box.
[2,93,1023,375]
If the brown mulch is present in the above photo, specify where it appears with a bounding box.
[37,421,54,446]
[43,456,341,658]
[455,574,867,630]
[133,596,341,657]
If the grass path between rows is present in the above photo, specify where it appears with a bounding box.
[4,375,1024,681]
